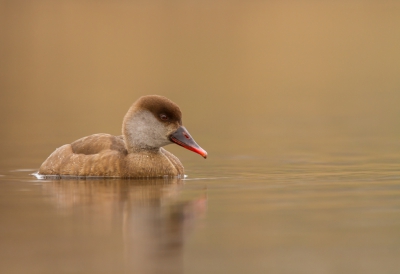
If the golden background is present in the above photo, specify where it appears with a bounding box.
[1,1,400,166]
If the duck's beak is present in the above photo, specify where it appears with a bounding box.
[170,126,208,159]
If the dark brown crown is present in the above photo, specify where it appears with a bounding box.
[134,95,182,124]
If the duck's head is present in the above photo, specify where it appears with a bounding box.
[122,95,207,158]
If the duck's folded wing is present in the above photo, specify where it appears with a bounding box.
[71,134,127,155]
[39,134,128,176]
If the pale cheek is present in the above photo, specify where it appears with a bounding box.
[125,110,175,148]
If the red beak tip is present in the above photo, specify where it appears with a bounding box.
[200,150,208,159]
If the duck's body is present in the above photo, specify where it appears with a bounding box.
[38,95,207,178]
[39,134,184,177]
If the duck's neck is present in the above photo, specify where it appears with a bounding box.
[124,138,160,153]
[122,109,168,153]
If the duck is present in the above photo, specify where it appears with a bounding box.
[38,95,207,178]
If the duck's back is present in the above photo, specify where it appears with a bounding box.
[71,134,127,155]
[39,134,126,177]
[38,133,184,178]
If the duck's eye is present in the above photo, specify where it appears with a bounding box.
[160,114,169,121]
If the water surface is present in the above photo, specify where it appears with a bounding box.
[1,149,400,273]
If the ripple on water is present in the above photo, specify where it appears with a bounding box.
[10,169,38,172]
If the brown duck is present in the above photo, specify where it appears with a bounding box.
[38,95,207,178]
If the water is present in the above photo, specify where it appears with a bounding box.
[1,152,400,273]
[2,1,400,273]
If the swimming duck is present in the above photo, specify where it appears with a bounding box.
[38,95,207,178]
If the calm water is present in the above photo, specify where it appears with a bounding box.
[2,1,400,274]
[1,147,400,273]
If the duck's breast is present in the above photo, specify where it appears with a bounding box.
[121,148,184,178]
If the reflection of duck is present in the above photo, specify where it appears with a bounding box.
[43,178,207,274]
[39,95,207,178]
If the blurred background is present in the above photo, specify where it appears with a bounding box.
[1,0,400,169]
